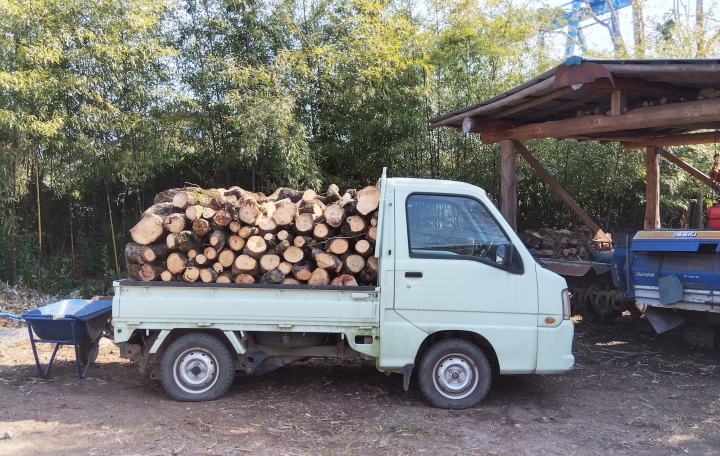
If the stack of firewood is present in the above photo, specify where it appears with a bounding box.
[518,227,610,260]
[124,184,380,286]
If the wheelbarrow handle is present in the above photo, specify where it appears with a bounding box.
[0,312,22,321]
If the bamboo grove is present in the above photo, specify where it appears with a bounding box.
[1,0,720,294]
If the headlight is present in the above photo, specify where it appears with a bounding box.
[562,288,571,320]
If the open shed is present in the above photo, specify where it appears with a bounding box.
[428,57,720,240]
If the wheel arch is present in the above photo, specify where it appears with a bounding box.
[414,330,499,375]
[138,328,242,372]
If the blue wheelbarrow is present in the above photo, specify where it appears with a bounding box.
[0,299,112,379]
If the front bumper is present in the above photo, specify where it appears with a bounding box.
[535,319,575,374]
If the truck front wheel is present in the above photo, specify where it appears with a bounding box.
[418,339,492,409]
[160,333,235,402]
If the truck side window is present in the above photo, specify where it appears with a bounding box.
[407,194,510,263]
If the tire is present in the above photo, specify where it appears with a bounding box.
[418,338,492,409]
[160,333,236,402]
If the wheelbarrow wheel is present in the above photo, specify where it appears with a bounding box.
[160,333,235,402]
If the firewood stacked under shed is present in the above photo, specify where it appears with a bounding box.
[125,184,380,287]
[518,227,612,260]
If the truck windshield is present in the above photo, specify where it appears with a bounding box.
[406,194,509,262]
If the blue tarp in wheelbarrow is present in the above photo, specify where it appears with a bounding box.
[0,299,112,378]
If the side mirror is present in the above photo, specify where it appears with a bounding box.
[502,243,515,268]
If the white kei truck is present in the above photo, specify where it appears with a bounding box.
[112,170,574,409]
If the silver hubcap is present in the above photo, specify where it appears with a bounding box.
[173,348,218,394]
[433,353,478,399]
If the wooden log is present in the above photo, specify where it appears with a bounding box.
[355,186,380,216]
[263,233,277,249]
[163,213,188,233]
[282,277,301,285]
[369,211,378,227]
[273,200,298,226]
[277,261,293,276]
[257,218,278,236]
[142,244,170,263]
[160,270,177,282]
[209,230,227,251]
[313,249,342,272]
[187,249,198,259]
[358,256,378,285]
[172,190,198,210]
[269,240,291,256]
[302,189,316,201]
[259,254,281,273]
[353,239,373,257]
[216,272,232,283]
[204,246,218,261]
[239,200,262,225]
[645,146,660,229]
[341,253,365,274]
[308,268,330,285]
[298,199,325,218]
[199,268,219,283]
[130,203,175,245]
[234,273,256,284]
[127,263,142,280]
[201,207,216,220]
[183,267,200,282]
[211,210,232,229]
[228,221,242,233]
[327,238,349,255]
[125,242,149,264]
[313,223,332,242]
[276,230,294,243]
[237,225,257,239]
[276,187,304,202]
[232,254,258,276]
[259,268,285,284]
[167,252,188,274]
[292,260,314,281]
[185,205,205,221]
[258,201,275,218]
[193,254,209,267]
[295,213,316,235]
[366,226,377,243]
[166,230,201,252]
[323,203,345,228]
[217,249,236,268]
[324,184,341,204]
[339,190,357,216]
[192,218,210,236]
[243,236,267,258]
[135,263,161,281]
[341,216,367,237]
[294,235,313,249]
[212,262,225,274]
[228,235,246,252]
[283,246,305,264]
[330,274,358,286]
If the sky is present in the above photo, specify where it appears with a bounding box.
[541,0,683,55]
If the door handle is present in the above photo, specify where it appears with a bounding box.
[405,272,423,278]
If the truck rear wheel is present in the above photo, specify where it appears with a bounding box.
[160,333,235,402]
[418,339,491,409]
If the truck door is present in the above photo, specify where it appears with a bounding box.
[393,191,539,374]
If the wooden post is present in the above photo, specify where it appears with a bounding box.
[645,146,660,229]
[500,139,517,231]
[610,90,627,116]
[514,141,611,242]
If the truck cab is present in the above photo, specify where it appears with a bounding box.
[112,172,574,409]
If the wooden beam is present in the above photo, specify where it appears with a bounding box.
[513,141,611,242]
[623,131,720,149]
[490,87,575,119]
[610,90,627,116]
[583,77,699,100]
[430,76,557,128]
[658,148,720,191]
[645,147,660,229]
[521,91,606,121]
[500,140,517,231]
[481,97,720,143]
[462,117,524,134]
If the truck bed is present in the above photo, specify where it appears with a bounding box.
[112,280,380,333]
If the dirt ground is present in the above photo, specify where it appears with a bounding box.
[1,316,719,456]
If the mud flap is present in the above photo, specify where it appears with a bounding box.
[402,364,413,391]
[645,306,685,334]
